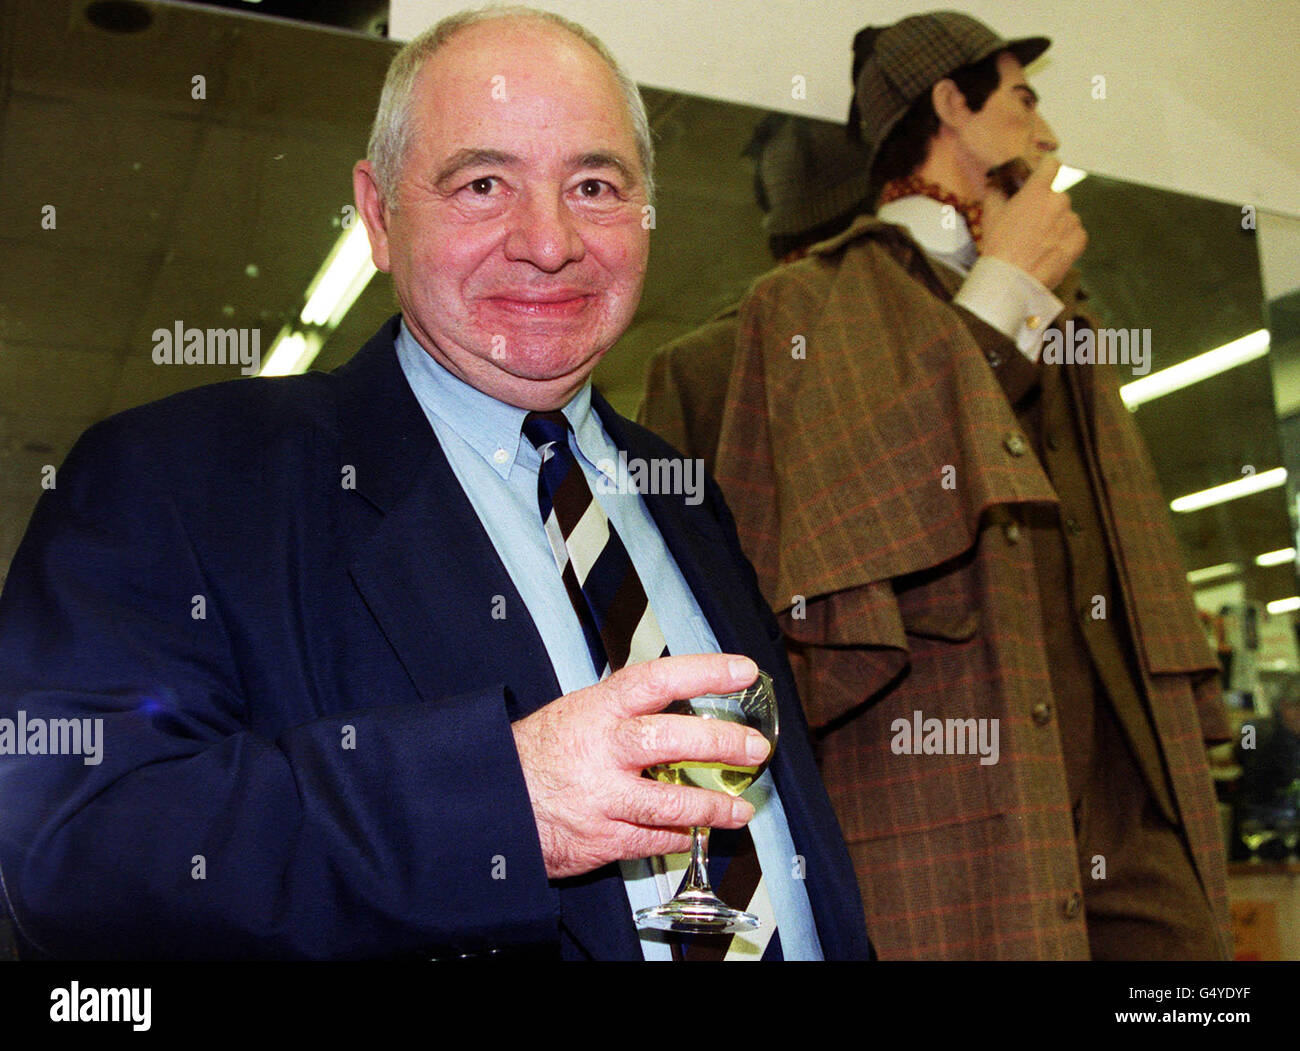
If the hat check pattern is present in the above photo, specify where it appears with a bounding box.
[521,410,780,961]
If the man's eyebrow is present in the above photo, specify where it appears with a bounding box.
[434,148,522,186]
[1012,84,1040,105]
[568,151,639,186]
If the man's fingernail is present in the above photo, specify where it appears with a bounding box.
[732,799,755,823]
[728,656,757,682]
[746,732,770,763]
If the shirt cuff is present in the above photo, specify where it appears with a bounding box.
[952,255,1065,361]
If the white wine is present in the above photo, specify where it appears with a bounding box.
[647,761,761,796]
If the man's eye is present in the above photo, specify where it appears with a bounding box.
[467,177,497,195]
[577,179,611,198]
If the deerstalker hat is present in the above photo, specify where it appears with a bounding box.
[850,11,1050,174]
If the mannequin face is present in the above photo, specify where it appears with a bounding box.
[944,52,1059,193]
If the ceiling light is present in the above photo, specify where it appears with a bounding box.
[259,330,322,378]
[1120,329,1270,409]
[300,222,377,329]
[1267,597,1300,615]
[1186,562,1242,585]
[1170,467,1287,513]
[1257,547,1298,567]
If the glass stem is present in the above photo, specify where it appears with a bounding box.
[680,826,713,894]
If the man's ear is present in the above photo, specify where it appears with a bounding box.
[931,78,972,132]
[353,160,392,273]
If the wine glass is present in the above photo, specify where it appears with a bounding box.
[635,670,778,934]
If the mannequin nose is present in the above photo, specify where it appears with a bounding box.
[1034,112,1060,154]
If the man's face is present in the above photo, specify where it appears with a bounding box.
[953,52,1058,179]
[354,18,650,410]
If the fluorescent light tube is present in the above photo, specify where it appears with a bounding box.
[300,223,378,328]
[1120,329,1270,409]
[259,329,321,377]
[1186,562,1242,584]
[1256,547,1297,567]
[1170,467,1287,513]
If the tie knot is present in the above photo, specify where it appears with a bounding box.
[522,410,571,453]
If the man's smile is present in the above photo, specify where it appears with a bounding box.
[481,290,596,319]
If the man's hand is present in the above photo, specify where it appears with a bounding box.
[980,156,1087,290]
[512,654,771,880]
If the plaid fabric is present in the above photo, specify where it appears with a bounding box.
[637,307,739,476]
[657,215,1231,960]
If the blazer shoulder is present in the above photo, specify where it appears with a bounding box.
[75,312,409,470]
[60,370,343,502]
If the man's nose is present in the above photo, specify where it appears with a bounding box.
[1034,112,1060,154]
[504,192,584,271]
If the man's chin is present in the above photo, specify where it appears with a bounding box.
[485,339,607,384]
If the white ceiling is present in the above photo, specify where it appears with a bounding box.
[394,0,1300,219]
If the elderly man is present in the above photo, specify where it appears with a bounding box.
[654,11,1232,959]
[0,8,868,961]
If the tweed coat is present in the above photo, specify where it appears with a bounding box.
[650,215,1230,959]
[639,307,739,477]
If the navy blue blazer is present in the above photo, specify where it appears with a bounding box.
[0,316,869,960]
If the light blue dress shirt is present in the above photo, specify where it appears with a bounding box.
[395,320,822,960]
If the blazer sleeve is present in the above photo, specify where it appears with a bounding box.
[0,418,558,960]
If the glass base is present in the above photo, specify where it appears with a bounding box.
[635,889,760,934]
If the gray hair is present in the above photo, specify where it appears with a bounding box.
[366,5,655,207]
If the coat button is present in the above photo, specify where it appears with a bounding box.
[1032,702,1053,725]
[1064,515,1082,535]
[1003,521,1021,544]
[1003,432,1028,456]
[1046,433,1059,451]
[1063,892,1083,919]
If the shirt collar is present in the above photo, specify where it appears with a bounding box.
[395,317,601,480]
[876,195,978,273]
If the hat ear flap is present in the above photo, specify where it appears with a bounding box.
[847,97,863,144]
[850,26,882,82]
[848,27,882,144]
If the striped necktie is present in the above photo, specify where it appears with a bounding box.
[522,410,782,961]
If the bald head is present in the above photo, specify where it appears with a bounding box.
[366,6,654,207]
